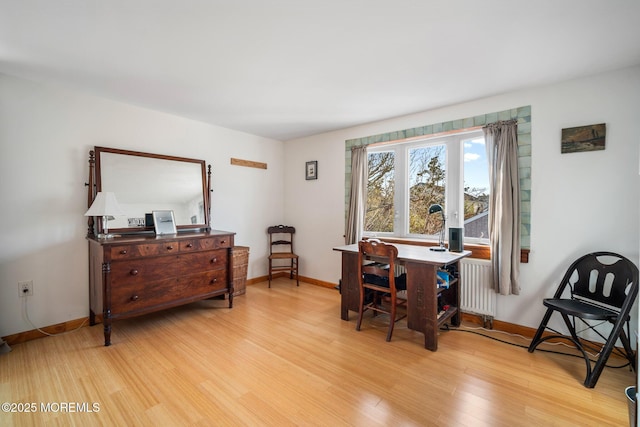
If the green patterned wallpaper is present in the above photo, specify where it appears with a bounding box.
[344,106,531,248]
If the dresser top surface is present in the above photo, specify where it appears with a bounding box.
[87,229,235,245]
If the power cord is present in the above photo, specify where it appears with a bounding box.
[21,297,87,337]
[440,324,632,370]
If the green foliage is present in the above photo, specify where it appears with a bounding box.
[365,146,489,237]
[365,152,394,232]
[409,147,445,234]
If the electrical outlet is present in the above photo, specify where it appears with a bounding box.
[18,280,33,297]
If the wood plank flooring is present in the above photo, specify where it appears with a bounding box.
[0,279,635,426]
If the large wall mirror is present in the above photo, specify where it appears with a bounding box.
[91,146,210,234]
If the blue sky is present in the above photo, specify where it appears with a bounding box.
[463,137,489,193]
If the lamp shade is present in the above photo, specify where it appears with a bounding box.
[84,192,125,217]
[428,204,443,214]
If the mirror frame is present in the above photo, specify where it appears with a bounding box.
[87,146,210,236]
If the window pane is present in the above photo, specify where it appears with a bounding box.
[408,145,446,234]
[365,151,394,233]
[463,136,489,239]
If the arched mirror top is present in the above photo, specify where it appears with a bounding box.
[88,146,210,235]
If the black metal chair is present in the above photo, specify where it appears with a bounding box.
[527,252,639,388]
[356,239,407,342]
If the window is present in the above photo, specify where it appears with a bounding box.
[463,135,490,240]
[364,129,489,244]
[364,151,395,233]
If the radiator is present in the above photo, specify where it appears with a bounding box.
[460,258,496,317]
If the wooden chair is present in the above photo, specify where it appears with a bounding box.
[267,225,299,287]
[528,252,639,388]
[356,239,407,341]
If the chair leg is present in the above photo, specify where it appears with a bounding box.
[528,307,554,352]
[356,287,365,332]
[371,291,378,317]
[618,326,637,370]
[295,257,299,286]
[386,294,396,342]
[530,309,594,384]
[585,318,633,388]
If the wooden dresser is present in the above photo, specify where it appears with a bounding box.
[88,230,235,346]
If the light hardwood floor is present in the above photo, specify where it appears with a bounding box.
[0,279,635,426]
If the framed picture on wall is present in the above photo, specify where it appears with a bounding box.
[152,210,177,235]
[305,161,318,180]
[561,123,606,154]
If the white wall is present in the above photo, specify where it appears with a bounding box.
[284,65,640,332]
[0,74,284,337]
[2,66,638,339]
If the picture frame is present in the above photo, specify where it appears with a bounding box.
[152,210,177,235]
[305,161,318,180]
[561,123,606,154]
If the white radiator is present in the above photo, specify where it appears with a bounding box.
[460,258,496,317]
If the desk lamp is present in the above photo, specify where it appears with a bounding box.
[84,192,125,238]
[428,204,446,251]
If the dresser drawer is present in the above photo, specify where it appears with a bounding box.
[177,249,228,274]
[212,235,232,249]
[179,270,229,294]
[110,257,176,285]
[179,239,214,252]
[179,236,232,251]
[110,278,177,315]
[111,242,178,260]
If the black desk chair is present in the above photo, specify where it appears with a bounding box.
[356,239,407,342]
[528,252,638,388]
[267,225,299,287]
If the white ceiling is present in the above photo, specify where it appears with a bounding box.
[1,1,639,141]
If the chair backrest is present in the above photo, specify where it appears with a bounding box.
[558,252,639,311]
[358,239,398,291]
[268,225,295,255]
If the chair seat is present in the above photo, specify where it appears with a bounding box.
[543,298,618,320]
[362,272,407,290]
[269,252,297,259]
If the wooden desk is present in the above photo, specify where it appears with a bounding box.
[333,243,471,351]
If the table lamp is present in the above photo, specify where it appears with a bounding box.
[85,192,125,238]
[428,204,446,251]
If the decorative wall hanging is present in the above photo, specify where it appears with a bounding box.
[230,158,267,169]
[305,161,318,180]
[561,123,606,154]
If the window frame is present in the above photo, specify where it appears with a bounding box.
[363,129,487,245]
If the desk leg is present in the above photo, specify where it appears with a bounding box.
[406,262,439,351]
[340,252,360,321]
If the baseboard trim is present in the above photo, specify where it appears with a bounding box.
[247,273,336,289]
[461,312,538,339]
[2,317,89,346]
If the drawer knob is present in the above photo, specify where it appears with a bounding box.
[130,269,139,276]
[221,240,226,244]
[131,295,139,301]
[186,243,193,248]
[211,258,217,264]
[210,278,217,284]
[167,245,174,251]
[119,249,127,255]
